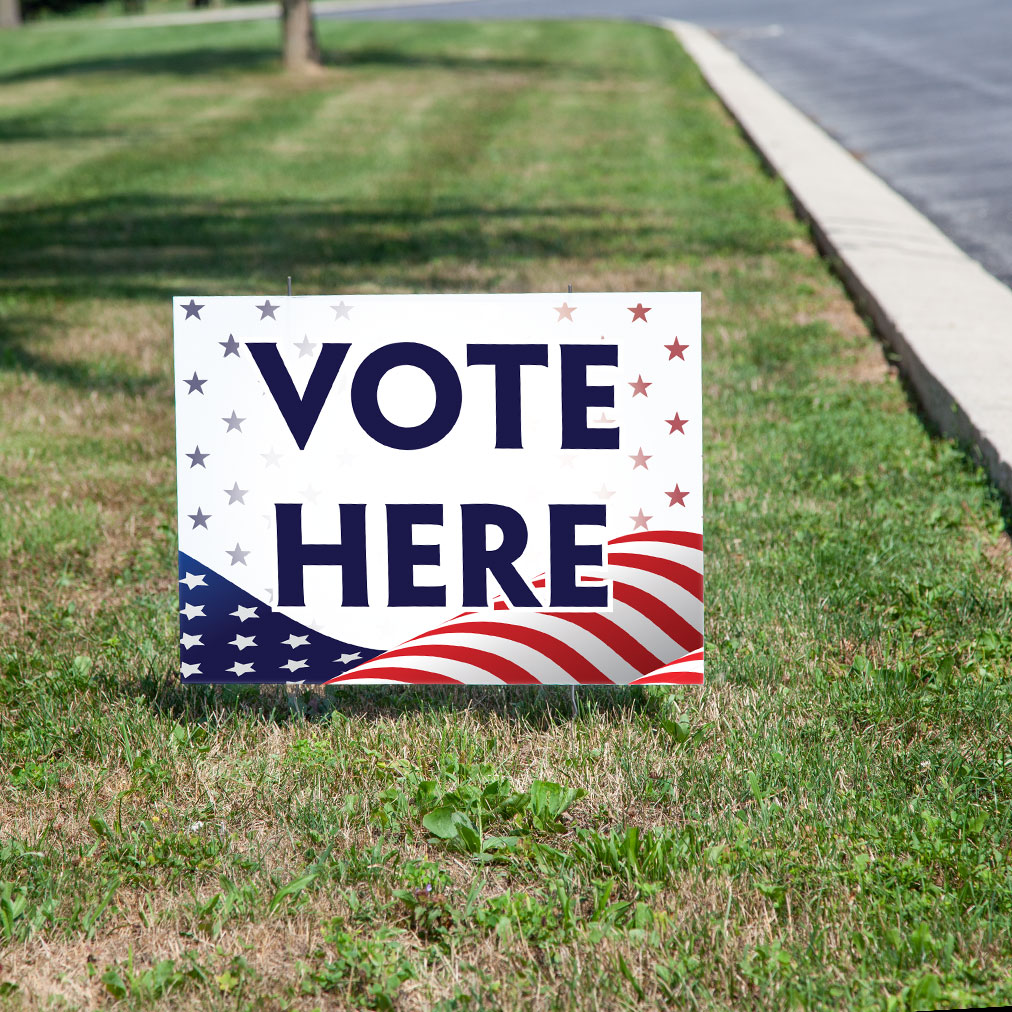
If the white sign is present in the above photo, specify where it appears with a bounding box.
[173,293,703,686]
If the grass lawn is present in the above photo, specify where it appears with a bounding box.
[2,16,1012,1011]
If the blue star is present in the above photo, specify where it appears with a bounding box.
[188,507,211,529]
[220,334,241,357]
[224,482,248,505]
[184,372,206,395]
[226,543,250,566]
[181,299,204,320]
[256,300,278,321]
[186,446,209,468]
[222,410,245,433]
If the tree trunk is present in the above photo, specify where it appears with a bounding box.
[0,0,21,30]
[281,0,321,73]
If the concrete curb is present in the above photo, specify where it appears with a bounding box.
[663,19,1012,503]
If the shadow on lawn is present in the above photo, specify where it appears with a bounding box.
[0,191,762,301]
[0,305,163,394]
[0,44,557,86]
[140,674,658,728]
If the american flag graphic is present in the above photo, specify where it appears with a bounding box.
[174,294,702,686]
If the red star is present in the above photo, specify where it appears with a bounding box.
[666,413,688,434]
[629,447,652,470]
[664,338,688,360]
[629,303,651,322]
[666,485,689,507]
[628,375,652,397]
[630,509,652,531]
[554,302,576,322]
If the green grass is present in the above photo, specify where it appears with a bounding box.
[2,17,1012,1012]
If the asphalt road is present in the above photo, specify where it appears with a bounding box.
[324,0,1012,288]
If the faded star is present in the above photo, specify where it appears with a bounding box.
[628,374,652,397]
[629,447,652,470]
[180,661,202,677]
[224,482,247,505]
[179,571,206,590]
[629,303,651,322]
[294,335,317,358]
[595,484,615,500]
[230,605,258,622]
[229,634,257,651]
[181,299,204,320]
[184,372,206,395]
[220,334,240,357]
[666,485,689,507]
[261,447,282,468]
[222,410,245,433]
[554,302,576,322]
[256,299,278,320]
[630,509,652,531]
[282,634,310,649]
[665,338,688,360]
[299,484,320,504]
[180,602,205,620]
[187,507,211,530]
[666,413,688,435]
[332,300,353,320]
[227,661,255,677]
[186,446,209,468]
[281,658,309,674]
[180,632,203,650]
[595,412,615,424]
[226,543,250,566]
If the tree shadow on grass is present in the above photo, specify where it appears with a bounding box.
[0,192,767,301]
[0,304,164,394]
[0,190,768,394]
[0,43,558,86]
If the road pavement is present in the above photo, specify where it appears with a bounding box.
[322,0,1012,289]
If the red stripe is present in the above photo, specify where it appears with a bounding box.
[677,648,704,663]
[609,553,703,601]
[548,613,663,675]
[325,667,462,685]
[359,643,541,685]
[630,670,704,685]
[409,621,614,685]
[609,531,703,551]
[613,582,703,653]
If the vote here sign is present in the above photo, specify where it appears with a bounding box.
[173,293,703,686]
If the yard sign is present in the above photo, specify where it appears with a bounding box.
[173,294,703,686]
